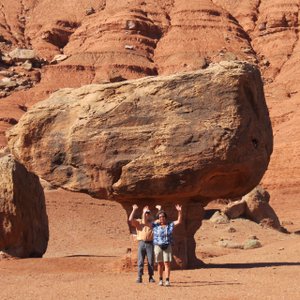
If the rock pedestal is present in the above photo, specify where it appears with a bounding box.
[122,200,204,269]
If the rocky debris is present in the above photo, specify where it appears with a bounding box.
[50,54,69,64]
[124,45,134,50]
[85,7,95,16]
[0,67,38,97]
[1,54,13,65]
[21,60,33,71]
[217,236,262,250]
[0,155,49,258]
[258,22,267,31]
[217,239,243,249]
[9,48,37,63]
[7,61,273,269]
[210,212,230,224]
[243,238,262,249]
[0,78,18,89]
[0,250,15,260]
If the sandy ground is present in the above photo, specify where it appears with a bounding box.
[0,189,300,300]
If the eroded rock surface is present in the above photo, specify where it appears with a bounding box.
[0,155,49,258]
[7,61,272,267]
[8,61,272,202]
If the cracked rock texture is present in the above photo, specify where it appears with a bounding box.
[7,61,272,203]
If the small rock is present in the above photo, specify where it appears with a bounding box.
[1,55,13,65]
[258,22,267,31]
[227,226,236,233]
[262,59,270,67]
[17,78,30,86]
[210,211,230,224]
[125,45,134,50]
[0,70,13,77]
[0,91,8,98]
[9,48,37,62]
[242,48,253,54]
[86,7,95,16]
[22,60,32,71]
[50,54,69,64]
[0,251,14,260]
[243,239,262,249]
[126,20,137,30]
[218,240,243,249]
[0,78,17,88]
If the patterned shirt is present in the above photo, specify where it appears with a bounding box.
[152,222,175,246]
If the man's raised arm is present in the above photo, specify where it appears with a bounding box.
[128,204,139,227]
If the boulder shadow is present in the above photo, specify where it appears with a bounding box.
[204,262,300,269]
[64,254,117,258]
[171,280,241,288]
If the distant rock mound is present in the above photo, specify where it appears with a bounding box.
[222,185,284,231]
[0,155,49,258]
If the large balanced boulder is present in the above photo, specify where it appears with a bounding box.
[0,154,49,258]
[7,60,272,267]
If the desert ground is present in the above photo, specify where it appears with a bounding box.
[1,189,299,300]
[0,1,300,299]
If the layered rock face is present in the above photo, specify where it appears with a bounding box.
[7,61,272,267]
[0,155,49,258]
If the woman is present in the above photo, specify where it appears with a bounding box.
[152,204,182,286]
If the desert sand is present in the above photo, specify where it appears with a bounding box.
[1,189,299,299]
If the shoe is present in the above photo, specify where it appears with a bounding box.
[136,277,142,283]
[158,280,163,286]
[149,276,155,283]
[165,280,170,287]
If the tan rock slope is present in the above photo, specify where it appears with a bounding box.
[7,61,273,268]
[0,0,299,215]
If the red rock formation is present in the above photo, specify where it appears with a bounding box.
[0,154,49,257]
[7,61,272,267]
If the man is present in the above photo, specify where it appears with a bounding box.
[129,204,156,283]
[153,204,182,287]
